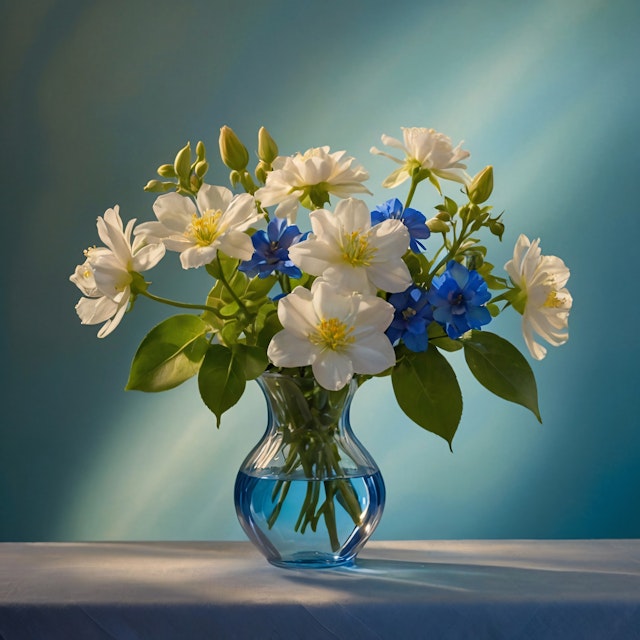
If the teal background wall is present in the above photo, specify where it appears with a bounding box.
[2,0,639,541]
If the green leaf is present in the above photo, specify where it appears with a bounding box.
[233,343,268,380]
[198,344,246,427]
[391,348,462,449]
[256,310,283,350]
[462,331,541,422]
[126,315,210,392]
[427,322,462,352]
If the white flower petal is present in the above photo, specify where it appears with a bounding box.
[333,198,370,234]
[220,193,261,232]
[312,279,356,320]
[267,331,317,367]
[75,295,120,325]
[277,289,317,338]
[288,238,340,277]
[96,298,128,338]
[312,350,354,391]
[274,197,301,223]
[152,192,197,232]
[132,242,166,272]
[366,260,412,294]
[217,230,255,261]
[196,184,232,213]
[179,245,217,269]
[348,333,396,374]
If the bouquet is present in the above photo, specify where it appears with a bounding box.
[70,124,572,551]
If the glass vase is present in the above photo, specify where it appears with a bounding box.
[234,372,385,569]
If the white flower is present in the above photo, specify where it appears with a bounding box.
[288,198,411,295]
[267,279,396,390]
[371,127,471,188]
[254,146,371,223]
[134,184,261,269]
[504,234,572,360]
[70,206,166,338]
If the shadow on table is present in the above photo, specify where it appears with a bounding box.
[279,556,640,602]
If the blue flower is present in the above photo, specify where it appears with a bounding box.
[427,261,492,339]
[239,217,307,279]
[386,285,433,352]
[371,198,430,253]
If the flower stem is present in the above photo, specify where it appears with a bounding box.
[138,289,226,318]
[404,175,420,209]
[215,253,252,316]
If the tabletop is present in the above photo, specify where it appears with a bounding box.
[1,539,639,639]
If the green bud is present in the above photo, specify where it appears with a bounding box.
[489,219,505,240]
[194,160,209,178]
[427,217,450,233]
[174,142,192,184]
[255,161,268,184]
[219,125,249,171]
[196,140,206,162]
[157,164,176,178]
[258,126,278,164]
[467,165,493,204]
[144,179,174,193]
[435,210,451,221]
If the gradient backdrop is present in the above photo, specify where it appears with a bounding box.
[2,0,639,542]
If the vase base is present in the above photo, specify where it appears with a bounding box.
[268,552,356,570]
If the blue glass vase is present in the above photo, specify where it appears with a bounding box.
[234,372,385,569]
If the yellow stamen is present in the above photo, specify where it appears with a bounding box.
[544,290,563,308]
[187,209,224,246]
[310,317,355,352]
[341,231,376,267]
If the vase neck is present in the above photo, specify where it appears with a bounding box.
[257,373,356,436]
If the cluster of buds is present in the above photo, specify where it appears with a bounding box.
[144,141,209,196]
[218,125,278,195]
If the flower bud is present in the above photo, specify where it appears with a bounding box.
[173,142,192,183]
[435,210,451,221]
[427,217,450,233]
[467,166,493,204]
[157,164,176,178]
[196,140,206,162]
[219,125,249,171]
[194,160,209,178]
[255,160,268,184]
[258,126,278,164]
[144,179,174,193]
[489,219,505,240]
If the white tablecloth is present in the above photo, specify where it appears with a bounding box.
[1,540,639,639]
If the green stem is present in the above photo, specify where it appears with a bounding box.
[139,289,225,318]
[429,218,471,281]
[215,253,251,316]
[404,175,420,209]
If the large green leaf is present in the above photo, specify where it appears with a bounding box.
[462,330,541,422]
[126,315,210,392]
[391,348,462,449]
[233,343,268,380]
[198,344,246,427]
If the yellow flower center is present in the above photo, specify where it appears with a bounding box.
[544,290,563,308]
[187,209,224,246]
[341,231,376,267]
[310,317,355,352]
